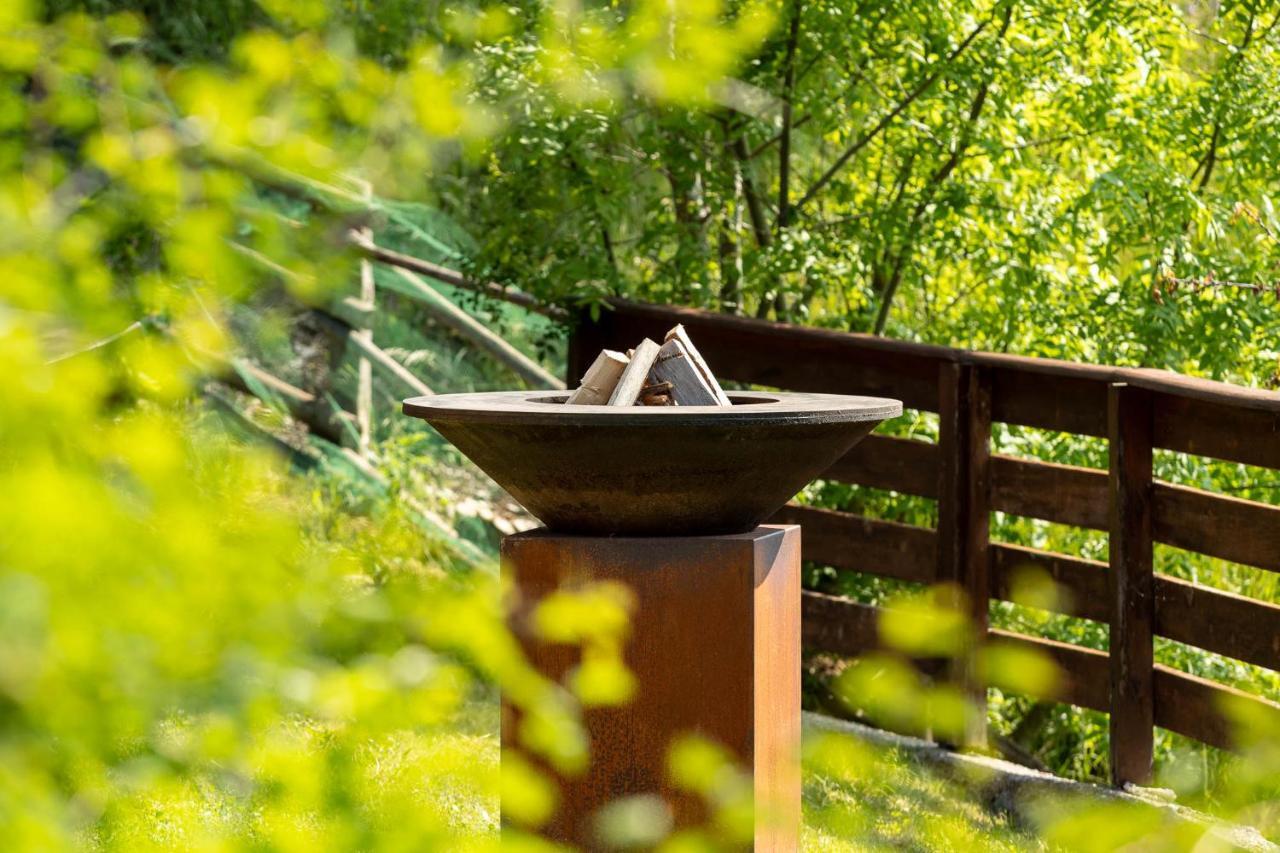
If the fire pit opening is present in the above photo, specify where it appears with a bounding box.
[531,394,780,406]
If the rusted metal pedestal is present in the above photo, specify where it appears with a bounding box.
[502,524,801,850]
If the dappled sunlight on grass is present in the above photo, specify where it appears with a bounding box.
[802,729,1040,851]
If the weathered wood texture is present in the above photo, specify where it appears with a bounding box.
[665,323,731,405]
[1108,384,1155,786]
[801,590,879,657]
[825,434,940,496]
[649,337,721,405]
[566,349,629,405]
[1152,483,1280,573]
[571,301,1280,770]
[1154,575,1280,671]
[988,629,1112,712]
[607,338,660,405]
[936,363,991,746]
[770,504,936,584]
[1151,393,1280,470]
[501,526,801,850]
[1153,665,1280,751]
[989,544,1110,623]
[989,456,1108,529]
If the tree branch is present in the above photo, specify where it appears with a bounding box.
[728,135,772,249]
[747,114,812,159]
[1194,6,1263,192]
[871,4,1013,335]
[795,15,992,211]
[777,0,804,231]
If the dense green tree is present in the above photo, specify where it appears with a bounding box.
[453,0,1280,383]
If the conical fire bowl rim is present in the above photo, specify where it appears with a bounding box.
[402,390,902,427]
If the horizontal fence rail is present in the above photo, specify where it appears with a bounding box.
[571,299,1280,786]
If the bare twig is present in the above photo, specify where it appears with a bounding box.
[747,115,813,159]
[349,232,565,320]
[45,317,152,365]
[1155,275,1280,297]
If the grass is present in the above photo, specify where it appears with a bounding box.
[401,700,1046,849]
[802,728,1041,851]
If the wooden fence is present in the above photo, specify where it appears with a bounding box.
[212,229,565,565]
[224,225,1280,787]
[568,298,1280,787]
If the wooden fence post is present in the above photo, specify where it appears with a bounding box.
[1108,382,1155,786]
[937,362,992,748]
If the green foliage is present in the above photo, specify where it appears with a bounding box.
[0,0,769,849]
[5,0,1280,848]
[803,730,1038,850]
[449,0,1280,384]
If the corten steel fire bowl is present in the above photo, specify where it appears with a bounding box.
[403,390,902,537]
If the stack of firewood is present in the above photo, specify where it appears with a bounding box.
[566,324,731,406]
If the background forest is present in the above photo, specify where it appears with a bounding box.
[3,0,1280,849]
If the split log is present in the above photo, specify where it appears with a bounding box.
[664,324,731,405]
[608,338,661,406]
[567,349,630,405]
[650,337,720,406]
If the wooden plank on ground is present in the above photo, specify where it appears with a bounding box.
[607,338,661,406]
[313,309,434,398]
[567,349,629,405]
[386,266,564,389]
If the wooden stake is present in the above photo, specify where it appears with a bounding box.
[664,324,731,405]
[608,338,661,406]
[567,349,630,405]
[650,338,720,406]
[354,179,376,456]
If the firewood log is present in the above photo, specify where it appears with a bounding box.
[649,337,720,405]
[664,324,731,405]
[566,349,629,405]
[607,338,661,406]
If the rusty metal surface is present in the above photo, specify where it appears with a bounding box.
[403,390,900,536]
[502,525,801,849]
